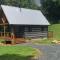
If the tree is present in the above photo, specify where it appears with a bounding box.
[0,0,39,9]
[41,0,60,24]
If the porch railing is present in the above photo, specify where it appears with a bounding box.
[0,32,11,38]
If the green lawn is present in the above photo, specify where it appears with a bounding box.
[33,39,55,45]
[49,24,60,40]
[0,46,37,60]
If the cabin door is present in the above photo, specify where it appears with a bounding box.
[14,25,24,38]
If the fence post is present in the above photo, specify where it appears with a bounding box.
[48,31,53,40]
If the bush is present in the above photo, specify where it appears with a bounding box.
[0,39,6,43]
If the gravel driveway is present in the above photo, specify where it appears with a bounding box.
[17,43,60,60]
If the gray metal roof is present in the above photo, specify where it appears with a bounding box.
[1,5,50,25]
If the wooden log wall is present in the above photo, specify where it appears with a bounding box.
[24,25,48,38]
[11,25,48,38]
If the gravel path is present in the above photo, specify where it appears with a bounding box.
[17,43,60,60]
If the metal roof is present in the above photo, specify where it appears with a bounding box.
[1,5,50,25]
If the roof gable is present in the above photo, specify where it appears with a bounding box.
[1,5,50,25]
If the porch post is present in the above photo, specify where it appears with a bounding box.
[4,25,6,38]
[2,18,6,38]
[11,26,15,45]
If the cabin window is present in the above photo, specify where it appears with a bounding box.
[44,28,48,31]
[25,25,32,32]
[28,26,32,32]
[41,27,47,32]
[41,27,44,31]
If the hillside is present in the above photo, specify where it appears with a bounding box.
[49,24,60,40]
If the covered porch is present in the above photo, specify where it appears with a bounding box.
[0,19,25,44]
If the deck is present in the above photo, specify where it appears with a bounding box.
[0,32,26,44]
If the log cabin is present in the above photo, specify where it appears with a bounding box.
[0,5,50,44]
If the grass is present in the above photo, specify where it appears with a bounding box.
[0,39,5,43]
[48,24,60,40]
[32,39,55,45]
[0,46,37,60]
